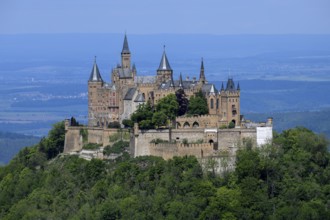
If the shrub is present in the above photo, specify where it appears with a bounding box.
[103,140,129,155]
[108,121,121,129]
[83,143,102,150]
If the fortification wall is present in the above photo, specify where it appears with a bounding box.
[64,127,82,153]
[149,142,213,160]
[133,127,258,159]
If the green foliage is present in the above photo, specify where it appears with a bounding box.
[156,94,179,121]
[109,133,120,142]
[82,143,102,150]
[152,111,168,128]
[131,101,155,129]
[228,121,235,129]
[79,128,88,143]
[108,121,121,128]
[103,141,129,155]
[188,90,209,115]
[122,119,134,128]
[38,121,65,160]
[0,126,329,219]
[175,89,189,116]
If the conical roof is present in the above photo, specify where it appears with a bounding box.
[158,49,172,71]
[89,58,103,82]
[226,78,236,91]
[179,73,183,88]
[122,34,130,54]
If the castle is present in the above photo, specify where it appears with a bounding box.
[88,34,240,129]
[64,35,272,165]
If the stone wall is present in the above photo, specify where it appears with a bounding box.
[149,142,213,160]
[132,127,260,159]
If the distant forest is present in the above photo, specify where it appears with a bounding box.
[0,132,40,165]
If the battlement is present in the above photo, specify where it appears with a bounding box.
[149,142,214,159]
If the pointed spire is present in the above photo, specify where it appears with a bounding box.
[122,34,130,54]
[158,46,172,71]
[221,82,224,91]
[89,56,103,82]
[132,63,136,72]
[179,73,183,89]
[226,78,235,91]
[210,84,216,94]
[199,57,206,84]
[237,82,240,90]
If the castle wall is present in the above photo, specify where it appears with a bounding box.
[64,127,82,153]
[133,127,259,159]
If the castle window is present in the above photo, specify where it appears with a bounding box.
[183,122,190,128]
[193,122,199,128]
[210,99,214,109]
[216,99,219,109]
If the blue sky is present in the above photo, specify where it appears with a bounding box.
[1,0,330,35]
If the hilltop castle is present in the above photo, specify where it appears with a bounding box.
[64,35,272,165]
[88,34,240,129]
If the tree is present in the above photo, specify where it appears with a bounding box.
[175,89,189,116]
[188,90,208,115]
[152,111,168,128]
[130,102,155,129]
[122,119,134,128]
[156,94,179,121]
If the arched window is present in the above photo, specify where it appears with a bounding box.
[192,122,199,128]
[210,99,214,109]
[216,99,219,109]
[183,122,190,128]
[177,122,181,129]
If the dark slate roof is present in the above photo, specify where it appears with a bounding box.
[202,84,218,94]
[226,78,236,91]
[134,93,145,102]
[135,76,156,84]
[124,88,136,100]
[122,34,130,54]
[158,79,198,90]
[158,51,172,71]
[89,60,103,82]
[118,68,133,78]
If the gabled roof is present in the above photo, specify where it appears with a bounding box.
[122,34,130,54]
[134,93,145,102]
[124,88,137,100]
[89,58,103,82]
[118,68,133,78]
[158,50,172,71]
[202,83,218,94]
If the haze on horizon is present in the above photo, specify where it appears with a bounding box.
[1,0,330,35]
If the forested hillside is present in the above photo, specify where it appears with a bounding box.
[0,125,329,219]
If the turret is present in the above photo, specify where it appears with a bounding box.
[179,73,183,89]
[89,57,103,83]
[121,34,131,69]
[157,46,173,84]
[199,58,206,84]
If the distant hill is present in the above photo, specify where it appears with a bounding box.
[0,132,40,165]
[245,108,330,138]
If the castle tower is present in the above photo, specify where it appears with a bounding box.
[121,34,131,69]
[157,47,173,85]
[199,58,206,84]
[88,57,104,126]
[220,78,241,127]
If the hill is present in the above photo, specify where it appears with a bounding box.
[0,124,329,219]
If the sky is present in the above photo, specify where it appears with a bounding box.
[1,0,330,35]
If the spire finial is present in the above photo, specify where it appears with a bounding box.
[94,56,97,63]
[163,45,166,51]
